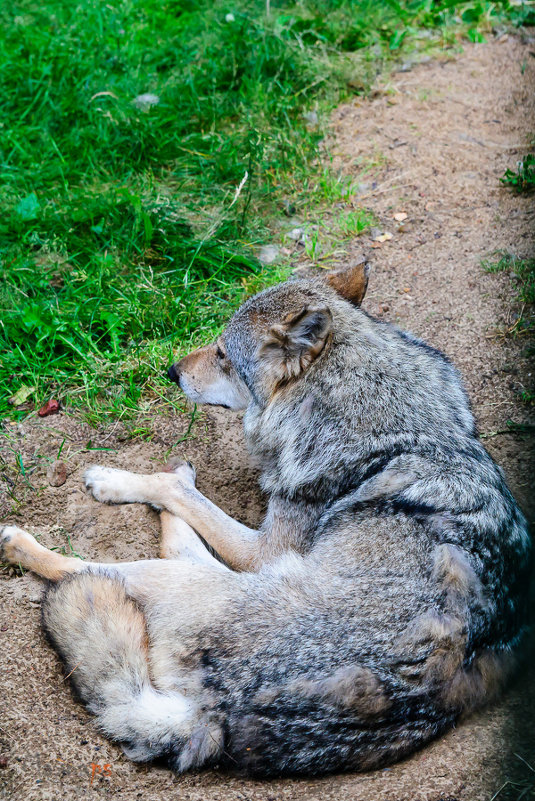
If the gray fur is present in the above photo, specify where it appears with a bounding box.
[20,267,532,777]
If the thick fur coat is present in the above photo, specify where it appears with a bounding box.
[1,263,531,777]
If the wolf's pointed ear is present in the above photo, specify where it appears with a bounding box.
[259,305,333,384]
[326,260,370,306]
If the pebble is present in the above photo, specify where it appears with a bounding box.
[286,228,307,243]
[47,460,68,487]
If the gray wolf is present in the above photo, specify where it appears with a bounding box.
[0,262,531,777]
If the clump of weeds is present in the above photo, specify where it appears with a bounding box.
[501,153,535,193]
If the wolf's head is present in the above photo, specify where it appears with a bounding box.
[167,261,369,409]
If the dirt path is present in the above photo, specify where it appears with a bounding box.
[1,35,534,801]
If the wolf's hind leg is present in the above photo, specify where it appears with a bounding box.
[42,573,223,771]
[0,525,85,580]
[159,510,228,570]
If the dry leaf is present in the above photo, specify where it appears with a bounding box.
[9,385,35,406]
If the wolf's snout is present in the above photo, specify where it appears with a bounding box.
[167,363,180,383]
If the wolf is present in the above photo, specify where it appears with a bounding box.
[0,262,531,777]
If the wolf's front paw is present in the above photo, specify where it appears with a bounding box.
[0,525,36,566]
[84,465,140,504]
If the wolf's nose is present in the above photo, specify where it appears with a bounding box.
[167,364,180,383]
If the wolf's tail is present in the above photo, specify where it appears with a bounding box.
[42,573,222,770]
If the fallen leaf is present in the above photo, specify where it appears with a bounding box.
[375,232,393,243]
[393,212,408,222]
[370,242,382,249]
[38,398,61,417]
[9,385,35,406]
[403,287,411,293]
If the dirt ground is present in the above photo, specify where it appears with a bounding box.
[1,34,534,801]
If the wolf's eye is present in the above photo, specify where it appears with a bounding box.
[216,345,226,360]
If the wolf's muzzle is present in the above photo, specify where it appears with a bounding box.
[167,363,180,384]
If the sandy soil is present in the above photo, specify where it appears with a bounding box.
[1,34,534,801]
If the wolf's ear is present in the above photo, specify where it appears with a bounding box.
[259,305,333,384]
[326,260,370,306]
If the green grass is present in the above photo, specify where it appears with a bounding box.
[482,252,535,307]
[1,0,534,424]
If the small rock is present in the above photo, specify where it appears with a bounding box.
[132,93,160,111]
[0,624,8,632]
[47,460,67,487]
[258,245,279,265]
[286,227,306,243]
[38,398,60,417]
[382,303,390,312]
[0,756,8,768]
[374,232,393,243]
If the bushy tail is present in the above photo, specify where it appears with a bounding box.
[42,573,222,770]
